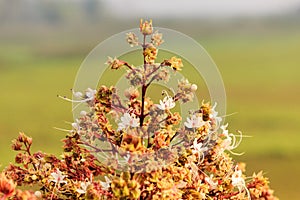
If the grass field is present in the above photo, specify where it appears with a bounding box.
[0,22,299,199]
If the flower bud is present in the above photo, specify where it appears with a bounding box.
[126,32,139,47]
[30,175,37,181]
[12,140,22,151]
[105,57,125,70]
[27,137,33,145]
[191,84,198,92]
[140,19,153,35]
[15,153,23,164]
[151,31,164,46]
[17,132,26,142]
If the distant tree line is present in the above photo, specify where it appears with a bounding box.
[0,0,105,25]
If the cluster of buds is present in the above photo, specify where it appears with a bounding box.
[143,44,158,64]
[11,132,32,151]
[140,19,153,35]
[126,32,139,47]
[174,78,198,103]
[151,31,164,46]
[105,57,126,70]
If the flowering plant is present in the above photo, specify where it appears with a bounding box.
[0,19,278,200]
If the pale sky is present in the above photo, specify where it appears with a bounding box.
[106,0,300,18]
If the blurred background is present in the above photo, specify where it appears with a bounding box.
[0,0,299,198]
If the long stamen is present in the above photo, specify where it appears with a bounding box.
[57,95,92,103]
[227,132,245,155]
[244,186,251,200]
[230,133,237,149]
[53,127,72,133]
[219,112,238,118]
[234,131,245,148]
[229,150,244,156]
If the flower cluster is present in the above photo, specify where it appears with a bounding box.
[1,19,278,200]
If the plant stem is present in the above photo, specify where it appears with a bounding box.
[140,85,146,127]
[140,34,147,127]
[24,142,38,171]
[140,34,153,147]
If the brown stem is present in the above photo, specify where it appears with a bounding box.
[140,85,146,127]
[24,142,37,171]
[140,34,147,127]
[140,36,166,147]
[146,74,158,88]
[124,62,136,73]
[140,34,152,147]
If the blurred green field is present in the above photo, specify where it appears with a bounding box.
[0,21,299,199]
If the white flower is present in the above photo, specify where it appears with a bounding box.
[231,166,250,199]
[210,103,222,126]
[72,119,80,130]
[100,176,111,191]
[118,113,139,131]
[191,139,208,163]
[49,169,67,185]
[59,88,96,103]
[231,169,244,190]
[205,174,218,190]
[73,91,83,98]
[76,181,90,194]
[85,88,97,99]
[157,96,175,110]
[220,123,229,136]
[220,124,243,155]
[191,139,207,154]
[184,114,206,129]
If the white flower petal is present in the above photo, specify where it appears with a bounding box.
[156,96,175,110]
[50,169,67,184]
[118,112,139,130]
[100,176,111,191]
[185,114,206,129]
[73,91,83,98]
[85,88,97,99]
